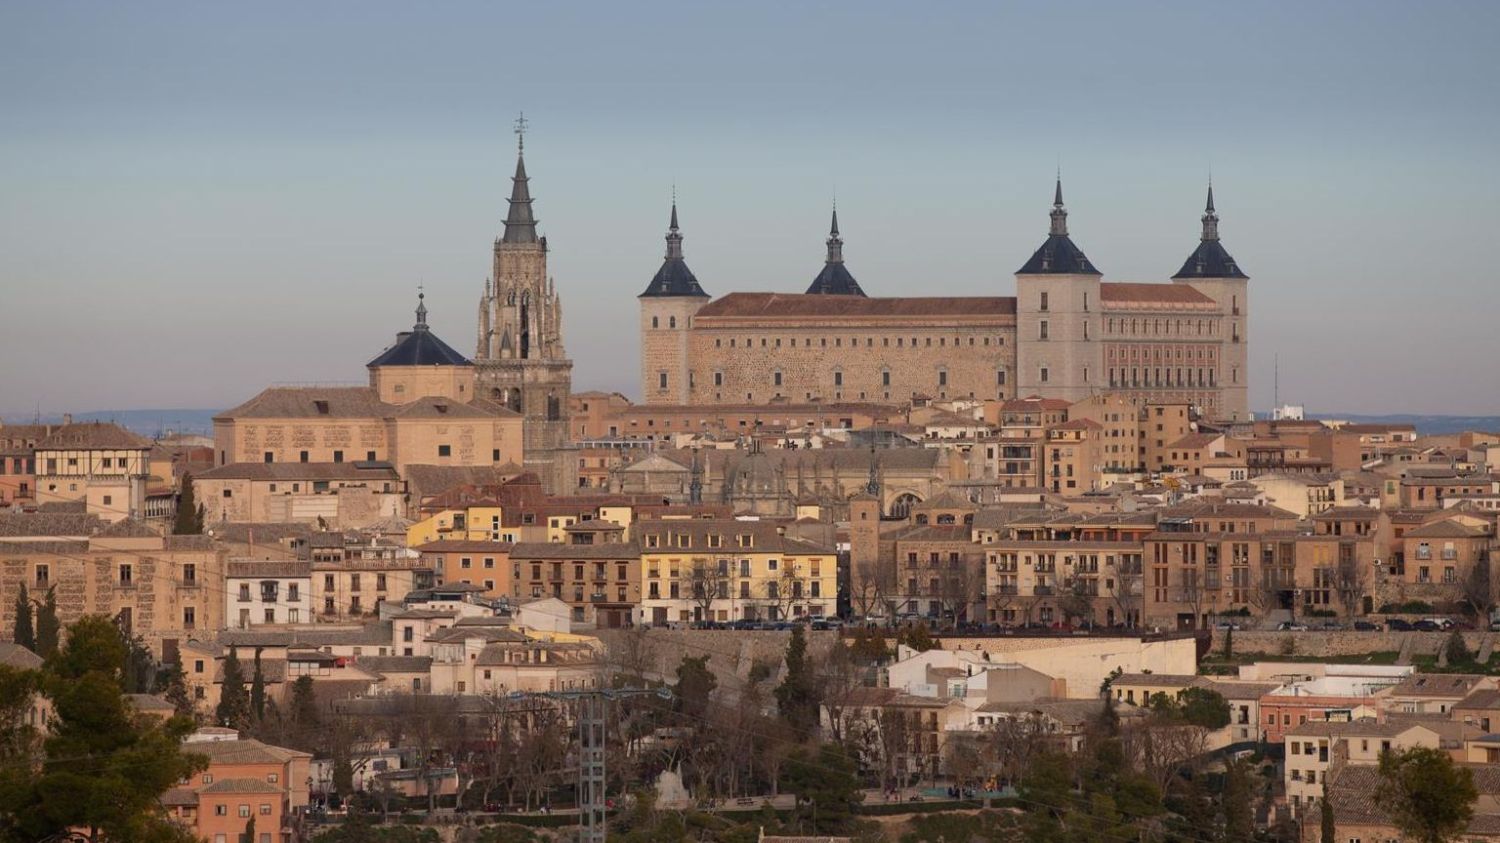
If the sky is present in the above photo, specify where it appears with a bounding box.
[2,1,1498,417]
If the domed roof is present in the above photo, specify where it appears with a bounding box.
[367,294,471,368]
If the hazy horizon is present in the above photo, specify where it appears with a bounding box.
[3,1,1498,415]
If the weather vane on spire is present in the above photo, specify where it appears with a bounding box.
[514,112,529,155]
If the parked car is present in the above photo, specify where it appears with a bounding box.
[1423,617,1457,631]
[1352,620,1380,631]
[1386,618,1414,631]
[1213,621,1242,631]
[1277,621,1309,632]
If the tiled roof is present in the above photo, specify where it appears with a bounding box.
[1099,282,1217,306]
[0,642,44,669]
[1172,239,1248,279]
[0,512,102,537]
[693,292,1017,321]
[1404,519,1489,539]
[1388,673,1491,698]
[37,422,151,451]
[356,655,433,674]
[416,540,515,554]
[197,462,400,483]
[185,738,310,766]
[198,778,284,794]
[510,541,639,559]
[215,387,386,421]
[366,322,471,368]
[226,559,311,578]
[1017,234,1100,276]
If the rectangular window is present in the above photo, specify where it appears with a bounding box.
[332,450,343,463]
[299,450,309,463]
[438,445,451,457]
[1039,320,1049,340]
[1040,367,1049,383]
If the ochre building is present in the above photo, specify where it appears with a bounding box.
[639,182,1250,421]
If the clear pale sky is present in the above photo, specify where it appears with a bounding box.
[2,1,1497,416]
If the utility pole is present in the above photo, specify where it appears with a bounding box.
[514,686,671,843]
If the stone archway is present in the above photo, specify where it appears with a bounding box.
[888,491,922,519]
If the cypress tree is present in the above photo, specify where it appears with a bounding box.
[13,583,35,652]
[773,625,822,739]
[1320,782,1336,843]
[250,647,266,722]
[217,647,250,729]
[174,473,203,535]
[35,586,61,658]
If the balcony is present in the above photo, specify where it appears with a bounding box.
[1033,585,1055,596]
[994,585,1019,596]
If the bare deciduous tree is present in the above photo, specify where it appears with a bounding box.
[1335,553,1371,619]
[687,558,729,623]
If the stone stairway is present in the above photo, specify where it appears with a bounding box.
[1396,633,1416,666]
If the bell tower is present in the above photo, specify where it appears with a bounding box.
[475,115,576,492]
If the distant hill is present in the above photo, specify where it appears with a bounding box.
[4,408,1497,441]
[1,409,221,438]
[1311,413,1500,437]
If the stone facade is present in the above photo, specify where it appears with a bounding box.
[472,141,576,494]
[638,184,1251,421]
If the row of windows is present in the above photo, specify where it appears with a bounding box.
[1107,367,1223,388]
[1107,317,1220,337]
[712,334,1007,350]
[1107,345,1217,362]
[664,368,1010,390]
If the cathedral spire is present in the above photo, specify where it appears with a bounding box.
[639,194,708,297]
[1049,175,1068,237]
[501,114,538,245]
[805,202,864,295]
[665,195,683,261]
[1200,182,1220,241]
[825,204,844,264]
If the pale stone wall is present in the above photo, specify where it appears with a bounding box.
[640,297,706,405]
[1210,628,1486,658]
[216,418,389,466]
[677,320,1019,406]
[1175,276,1249,421]
[1015,273,1102,402]
[939,635,1198,699]
[370,364,477,405]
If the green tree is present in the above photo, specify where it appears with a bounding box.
[12,583,35,653]
[1444,630,1472,665]
[290,674,319,728]
[1375,746,1478,843]
[241,815,256,843]
[846,626,890,665]
[1176,686,1231,730]
[773,626,822,739]
[1221,625,1234,660]
[780,742,863,832]
[159,660,196,719]
[122,631,157,694]
[34,586,60,658]
[1,615,206,842]
[0,663,42,761]
[673,654,717,722]
[217,647,250,729]
[250,647,267,722]
[1222,757,1255,843]
[174,473,204,535]
[897,623,937,653]
[1018,750,1074,843]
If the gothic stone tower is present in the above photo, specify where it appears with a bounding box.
[638,199,710,404]
[475,127,576,492]
[1015,178,1103,402]
[1172,184,1250,420]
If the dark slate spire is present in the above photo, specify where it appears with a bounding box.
[367,290,472,368]
[805,204,866,295]
[1171,183,1248,279]
[1017,177,1101,275]
[500,115,538,245]
[639,198,709,298]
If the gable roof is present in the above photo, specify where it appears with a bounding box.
[37,422,151,451]
[694,292,1016,321]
